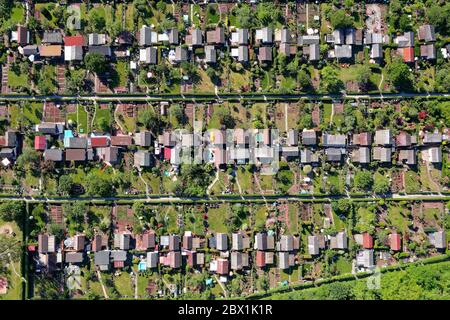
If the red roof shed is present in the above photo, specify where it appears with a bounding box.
[164,147,172,160]
[362,233,373,249]
[256,251,266,268]
[90,136,109,148]
[64,35,84,46]
[402,47,414,63]
[34,136,46,150]
[390,233,402,251]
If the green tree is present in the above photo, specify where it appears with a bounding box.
[386,59,413,92]
[332,199,352,216]
[354,170,374,191]
[58,175,74,196]
[329,10,354,29]
[86,173,113,197]
[138,108,166,133]
[0,201,24,223]
[84,53,108,75]
[373,175,390,194]
[320,66,344,93]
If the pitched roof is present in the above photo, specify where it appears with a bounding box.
[34,136,46,150]
[39,45,62,57]
[64,35,85,46]
[111,135,132,146]
[65,149,86,161]
[362,233,373,249]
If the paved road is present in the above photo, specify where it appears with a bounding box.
[0,92,449,103]
[1,193,448,204]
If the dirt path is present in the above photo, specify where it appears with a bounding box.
[114,105,125,133]
[214,274,228,299]
[207,170,219,195]
[96,270,109,299]
[138,171,150,197]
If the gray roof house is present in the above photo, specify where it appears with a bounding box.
[168,28,179,45]
[216,233,228,251]
[147,252,159,268]
[332,29,344,45]
[287,129,299,146]
[65,252,84,264]
[44,149,63,162]
[190,28,203,46]
[94,250,110,271]
[37,122,59,135]
[254,233,267,250]
[434,231,447,249]
[256,27,273,44]
[373,147,392,163]
[418,25,436,43]
[135,131,152,147]
[280,29,291,43]
[336,231,348,250]
[298,35,320,45]
[64,45,83,61]
[174,46,188,62]
[279,235,294,251]
[238,45,249,62]
[323,133,346,147]
[42,31,63,44]
[398,149,416,165]
[88,46,112,57]
[205,45,217,63]
[356,250,374,269]
[258,46,272,62]
[422,147,442,163]
[420,44,436,60]
[231,252,249,271]
[302,130,317,146]
[395,31,414,48]
[278,252,289,270]
[326,148,344,162]
[139,47,157,64]
[66,137,88,149]
[139,26,153,46]
[88,33,107,45]
[371,43,383,60]
[374,129,393,146]
[134,150,152,168]
[114,233,131,250]
[423,132,442,144]
[300,149,319,164]
[334,45,352,59]
[352,147,370,164]
[232,233,244,251]
[308,235,319,255]
[309,43,320,61]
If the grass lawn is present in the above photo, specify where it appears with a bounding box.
[207,205,228,233]
[195,69,216,94]
[8,70,28,90]
[229,70,251,91]
[115,61,129,88]
[387,205,409,232]
[323,102,332,125]
[113,272,134,298]
[2,4,25,30]
[22,102,43,126]
[236,168,253,193]
[334,256,352,275]
[0,219,23,300]
[93,105,112,132]
[184,207,206,236]
[67,104,88,134]
[404,170,421,193]
[259,175,274,191]
[287,204,299,235]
